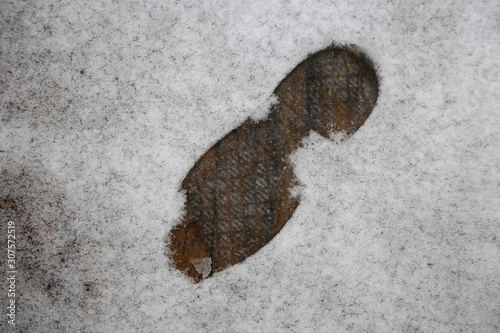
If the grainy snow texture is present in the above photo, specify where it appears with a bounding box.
[1,0,499,332]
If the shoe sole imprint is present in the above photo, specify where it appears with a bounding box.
[168,44,379,282]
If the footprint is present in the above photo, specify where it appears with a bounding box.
[168,44,379,282]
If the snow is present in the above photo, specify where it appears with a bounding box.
[190,257,212,279]
[1,0,499,332]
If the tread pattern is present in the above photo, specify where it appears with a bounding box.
[169,45,379,282]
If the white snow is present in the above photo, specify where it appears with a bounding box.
[190,257,212,279]
[1,0,499,332]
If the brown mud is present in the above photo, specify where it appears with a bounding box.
[169,45,379,282]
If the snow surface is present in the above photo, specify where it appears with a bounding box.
[1,0,499,332]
